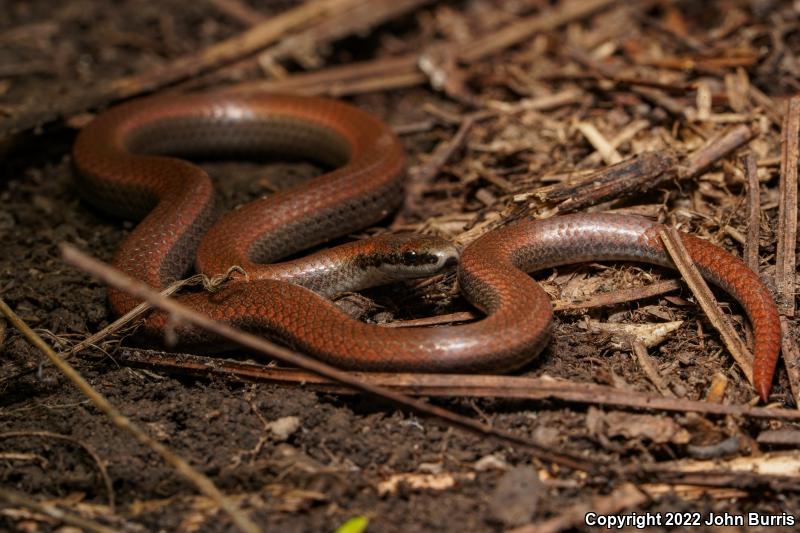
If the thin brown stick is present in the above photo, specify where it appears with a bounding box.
[743,153,761,271]
[658,228,754,385]
[576,121,622,165]
[320,71,428,98]
[413,115,476,186]
[67,276,201,357]
[225,54,421,96]
[0,298,261,533]
[632,341,674,396]
[384,311,477,328]
[491,88,587,114]
[749,85,783,128]
[546,72,682,94]
[392,119,438,136]
[0,431,115,510]
[579,119,651,167]
[110,349,800,421]
[553,279,682,311]
[402,114,480,215]
[0,487,117,533]
[59,244,597,473]
[680,124,758,179]
[776,96,800,317]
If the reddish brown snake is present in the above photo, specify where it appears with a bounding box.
[73,93,781,401]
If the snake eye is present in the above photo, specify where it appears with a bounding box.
[402,251,419,264]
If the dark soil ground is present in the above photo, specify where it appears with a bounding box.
[2,1,800,531]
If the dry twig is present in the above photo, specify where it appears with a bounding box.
[658,228,753,385]
[743,153,761,272]
[108,349,800,421]
[403,115,477,214]
[225,54,421,97]
[576,122,622,165]
[553,279,682,311]
[776,96,800,317]
[680,125,758,179]
[632,341,674,397]
[67,276,202,357]
[547,152,676,214]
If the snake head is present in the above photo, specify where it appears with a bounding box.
[359,233,459,281]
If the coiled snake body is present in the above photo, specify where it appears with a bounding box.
[73,93,781,401]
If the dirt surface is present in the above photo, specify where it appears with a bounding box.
[2,0,800,531]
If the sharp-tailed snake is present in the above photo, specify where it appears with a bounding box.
[72,93,782,401]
